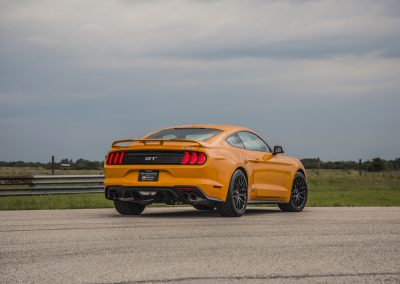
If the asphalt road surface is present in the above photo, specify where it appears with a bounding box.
[0,207,399,283]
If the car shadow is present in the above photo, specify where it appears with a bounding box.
[140,209,220,218]
[245,207,281,215]
[111,206,281,218]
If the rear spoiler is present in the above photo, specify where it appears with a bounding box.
[112,139,209,148]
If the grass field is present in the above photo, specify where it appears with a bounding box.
[0,168,399,210]
[307,170,400,206]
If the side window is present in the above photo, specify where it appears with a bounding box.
[226,134,245,149]
[237,132,270,152]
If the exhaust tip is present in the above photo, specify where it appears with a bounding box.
[183,192,189,200]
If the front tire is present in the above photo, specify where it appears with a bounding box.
[217,170,248,217]
[114,201,145,215]
[278,172,308,212]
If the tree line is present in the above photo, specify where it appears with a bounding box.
[0,159,104,170]
[301,157,400,172]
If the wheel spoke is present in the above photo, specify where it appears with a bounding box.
[232,174,248,211]
[290,175,307,209]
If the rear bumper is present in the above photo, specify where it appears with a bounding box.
[104,161,233,201]
[105,186,223,205]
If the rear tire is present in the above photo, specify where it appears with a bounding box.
[278,172,308,212]
[193,204,215,211]
[114,201,145,215]
[217,170,248,217]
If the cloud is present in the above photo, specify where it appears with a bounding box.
[0,0,399,161]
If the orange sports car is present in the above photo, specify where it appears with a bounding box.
[104,125,307,217]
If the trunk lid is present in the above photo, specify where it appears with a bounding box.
[107,139,209,165]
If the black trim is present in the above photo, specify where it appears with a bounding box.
[105,186,219,205]
[123,150,184,165]
[107,150,207,165]
[247,200,286,204]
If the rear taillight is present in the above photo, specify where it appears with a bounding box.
[189,152,198,164]
[107,151,125,165]
[181,151,207,165]
[118,152,125,164]
[181,152,190,164]
[197,153,207,164]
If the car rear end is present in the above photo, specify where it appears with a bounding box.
[104,136,231,207]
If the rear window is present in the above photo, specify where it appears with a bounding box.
[146,128,222,141]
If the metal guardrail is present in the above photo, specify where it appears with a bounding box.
[0,175,104,196]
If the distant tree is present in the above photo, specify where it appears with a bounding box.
[393,158,400,170]
[73,159,102,170]
[0,159,103,169]
[301,157,397,171]
[369,157,387,172]
[60,158,70,164]
[300,158,319,169]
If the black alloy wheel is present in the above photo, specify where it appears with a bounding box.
[217,170,248,217]
[232,173,247,212]
[279,172,308,212]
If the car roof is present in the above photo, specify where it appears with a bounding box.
[144,125,263,144]
[170,124,249,132]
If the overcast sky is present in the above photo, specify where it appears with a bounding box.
[1,0,399,162]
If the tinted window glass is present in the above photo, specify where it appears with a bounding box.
[226,134,245,149]
[237,132,270,152]
[147,128,222,141]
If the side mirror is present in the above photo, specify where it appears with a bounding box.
[273,145,284,155]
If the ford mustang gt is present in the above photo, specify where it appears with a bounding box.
[104,125,308,217]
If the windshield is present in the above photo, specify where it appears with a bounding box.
[146,128,222,141]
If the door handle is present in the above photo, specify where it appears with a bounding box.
[249,159,262,163]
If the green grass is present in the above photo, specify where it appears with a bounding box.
[0,194,113,210]
[0,168,399,210]
[307,170,400,206]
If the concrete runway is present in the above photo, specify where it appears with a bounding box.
[0,207,399,283]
